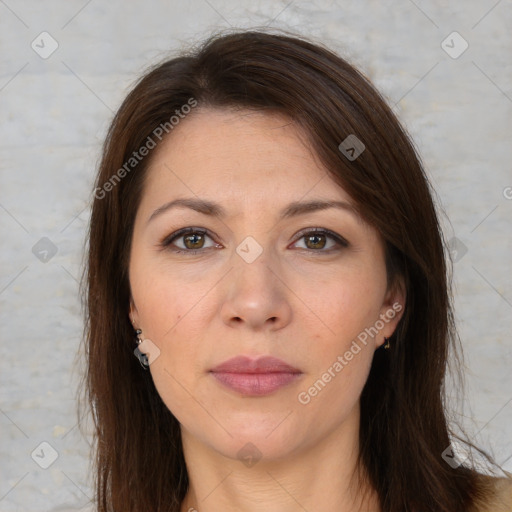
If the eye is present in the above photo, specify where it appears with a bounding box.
[160,227,349,255]
[160,227,220,254]
[292,228,349,253]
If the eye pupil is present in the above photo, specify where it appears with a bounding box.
[306,234,326,250]
[184,233,204,249]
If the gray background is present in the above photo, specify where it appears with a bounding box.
[1,1,511,510]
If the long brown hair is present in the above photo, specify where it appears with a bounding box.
[79,29,503,511]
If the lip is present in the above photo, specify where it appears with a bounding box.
[210,356,302,396]
[210,355,301,374]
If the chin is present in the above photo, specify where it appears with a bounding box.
[183,414,305,464]
[215,434,301,466]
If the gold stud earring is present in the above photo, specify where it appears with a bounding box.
[383,337,391,349]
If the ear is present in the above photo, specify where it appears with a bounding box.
[129,296,140,330]
[376,275,406,347]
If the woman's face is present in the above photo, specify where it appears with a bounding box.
[128,108,404,462]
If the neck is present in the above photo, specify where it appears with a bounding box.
[179,403,381,512]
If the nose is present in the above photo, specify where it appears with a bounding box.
[220,251,293,332]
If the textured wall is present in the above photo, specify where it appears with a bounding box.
[1,1,511,510]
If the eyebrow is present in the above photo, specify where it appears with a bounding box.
[147,197,360,225]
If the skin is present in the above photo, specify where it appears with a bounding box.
[128,108,405,512]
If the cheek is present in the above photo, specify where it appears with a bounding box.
[292,270,383,410]
[302,266,386,346]
[132,275,210,423]
[130,251,214,341]
[295,297,377,426]
[129,255,218,402]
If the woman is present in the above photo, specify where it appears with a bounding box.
[80,30,512,511]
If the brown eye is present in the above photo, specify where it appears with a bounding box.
[183,232,205,250]
[161,228,218,254]
[304,233,327,250]
[293,229,349,253]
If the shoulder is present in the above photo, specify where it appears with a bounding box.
[474,470,512,512]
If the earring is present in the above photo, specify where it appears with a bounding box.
[383,336,391,350]
[133,328,150,370]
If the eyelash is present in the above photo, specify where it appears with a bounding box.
[159,227,349,255]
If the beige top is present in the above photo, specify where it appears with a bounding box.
[476,471,512,512]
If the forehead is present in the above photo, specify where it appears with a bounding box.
[140,107,355,215]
